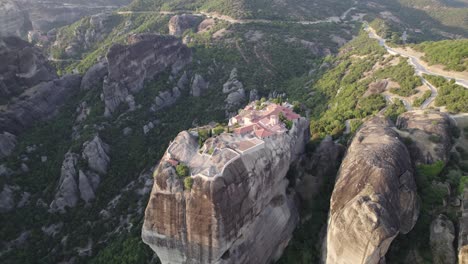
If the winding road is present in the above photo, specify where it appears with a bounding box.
[366,25,468,110]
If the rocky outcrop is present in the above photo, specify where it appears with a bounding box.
[50,152,102,212]
[153,87,182,111]
[0,74,81,135]
[324,116,419,264]
[0,0,32,37]
[103,34,192,116]
[168,14,202,36]
[82,136,110,175]
[50,152,80,212]
[0,132,17,159]
[430,214,456,264]
[396,110,453,164]
[0,185,15,213]
[142,115,310,263]
[0,36,57,100]
[80,61,107,90]
[190,74,209,97]
[223,68,246,117]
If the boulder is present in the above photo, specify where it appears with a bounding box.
[190,74,209,97]
[82,136,110,175]
[324,116,419,264]
[103,34,191,116]
[222,68,243,94]
[168,14,202,36]
[396,110,453,164]
[198,18,215,32]
[142,111,310,264]
[430,214,456,264]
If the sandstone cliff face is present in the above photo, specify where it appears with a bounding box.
[324,117,419,264]
[396,110,453,164]
[142,117,310,264]
[103,34,192,116]
[0,36,57,101]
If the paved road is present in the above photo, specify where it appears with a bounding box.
[367,26,468,89]
[366,25,468,110]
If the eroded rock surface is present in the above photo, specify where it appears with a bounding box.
[142,112,310,264]
[396,110,453,164]
[82,136,110,175]
[223,68,246,117]
[80,61,107,91]
[430,214,456,264]
[103,34,191,116]
[324,116,419,264]
[0,36,57,100]
[0,74,81,135]
[190,74,209,97]
[0,0,32,37]
[168,14,202,36]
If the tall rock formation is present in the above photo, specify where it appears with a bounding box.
[102,34,192,116]
[0,0,32,37]
[324,116,419,264]
[0,36,57,100]
[142,104,309,264]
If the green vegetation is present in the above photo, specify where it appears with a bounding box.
[374,58,422,97]
[412,90,431,107]
[184,177,194,190]
[384,99,407,122]
[279,112,293,130]
[308,30,388,139]
[213,125,225,135]
[176,164,190,178]
[413,39,468,71]
[423,75,468,113]
[416,160,445,180]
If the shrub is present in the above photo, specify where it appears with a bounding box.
[176,164,190,178]
[184,177,194,190]
[428,135,441,143]
[213,126,225,135]
[416,160,445,180]
[459,176,468,195]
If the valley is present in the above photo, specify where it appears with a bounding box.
[0,0,467,264]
